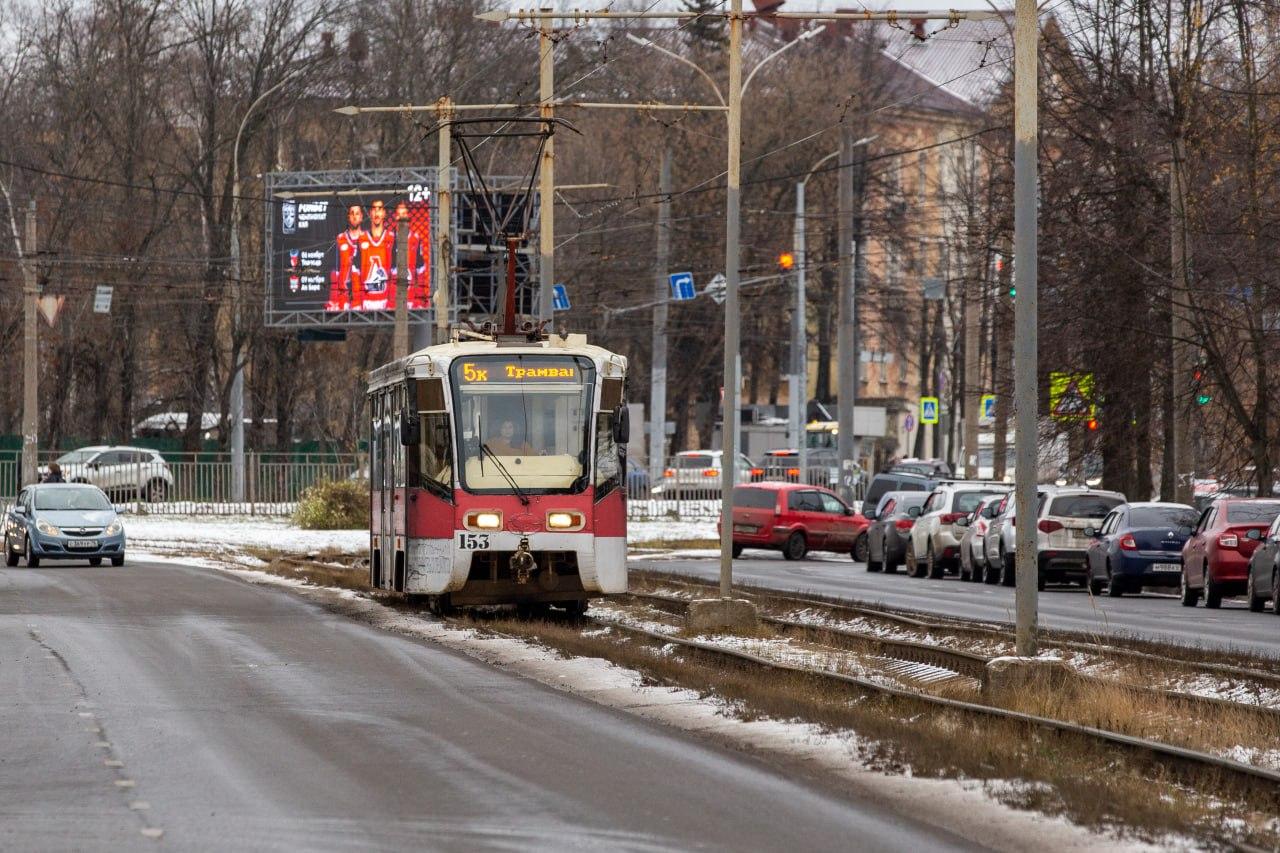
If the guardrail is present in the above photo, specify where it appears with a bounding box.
[0,450,365,516]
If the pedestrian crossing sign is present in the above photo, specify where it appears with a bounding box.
[1049,371,1094,421]
[980,394,996,424]
[920,396,940,425]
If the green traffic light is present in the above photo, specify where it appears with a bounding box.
[1196,394,1212,406]
[1008,286,1016,298]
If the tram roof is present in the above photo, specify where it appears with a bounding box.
[367,334,626,390]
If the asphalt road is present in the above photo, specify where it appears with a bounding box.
[0,557,973,852]
[635,551,1280,659]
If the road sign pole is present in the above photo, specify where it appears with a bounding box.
[1013,0,1039,657]
[650,146,672,496]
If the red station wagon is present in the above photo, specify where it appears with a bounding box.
[1181,498,1280,608]
[722,482,869,561]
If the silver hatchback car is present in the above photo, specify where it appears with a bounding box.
[4,484,126,567]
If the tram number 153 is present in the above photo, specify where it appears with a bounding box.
[457,532,490,550]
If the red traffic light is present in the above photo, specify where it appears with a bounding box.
[777,252,795,271]
[1087,418,1098,431]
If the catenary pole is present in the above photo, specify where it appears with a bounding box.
[650,146,672,495]
[539,24,555,322]
[791,181,806,479]
[435,99,453,343]
[394,211,410,359]
[1013,0,1039,656]
[719,0,743,599]
[837,126,857,503]
[21,201,37,487]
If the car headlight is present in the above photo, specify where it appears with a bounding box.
[36,520,62,536]
[105,520,123,536]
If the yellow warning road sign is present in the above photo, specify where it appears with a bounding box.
[1049,372,1094,421]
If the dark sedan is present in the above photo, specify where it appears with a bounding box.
[1084,501,1197,596]
[864,490,926,574]
[1246,514,1280,613]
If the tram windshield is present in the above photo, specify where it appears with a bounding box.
[451,355,595,493]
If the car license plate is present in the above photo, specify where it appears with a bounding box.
[1153,563,1181,572]
[733,524,759,534]
[67,539,96,549]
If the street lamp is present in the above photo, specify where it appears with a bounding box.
[229,74,296,504]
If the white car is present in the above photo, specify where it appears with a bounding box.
[661,450,755,498]
[42,446,174,502]
[905,482,1010,578]
[985,486,1125,589]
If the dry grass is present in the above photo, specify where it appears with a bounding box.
[629,538,719,550]
[242,546,369,592]
[465,611,1280,847]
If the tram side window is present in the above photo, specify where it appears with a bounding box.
[393,385,405,488]
[370,395,382,486]
[594,411,621,497]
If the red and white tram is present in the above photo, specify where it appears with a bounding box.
[366,331,629,614]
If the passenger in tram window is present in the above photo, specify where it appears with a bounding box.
[486,418,532,456]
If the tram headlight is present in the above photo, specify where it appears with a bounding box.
[546,511,584,531]
[465,510,502,531]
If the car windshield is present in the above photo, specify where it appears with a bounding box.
[1049,494,1123,518]
[1130,507,1199,528]
[34,487,112,511]
[56,450,98,464]
[451,355,595,493]
[1226,502,1280,524]
[955,491,1003,514]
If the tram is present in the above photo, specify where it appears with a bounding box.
[365,329,629,614]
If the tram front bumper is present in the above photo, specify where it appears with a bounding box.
[404,531,627,597]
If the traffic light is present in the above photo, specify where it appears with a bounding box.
[777,252,795,271]
[1192,367,1211,405]
[1087,418,1098,431]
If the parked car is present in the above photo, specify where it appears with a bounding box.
[864,490,927,573]
[906,482,1010,578]
[890,458,952,478]
[1083,502,1198,597]
[985,486,1126,589]
[1246,513,1280,613]
[1181,498,1280,608]
[662,450,755,498]
[957,494,1005,582]
[755,448,840,488]
[41,446,173,502]
[3,483,126,567]
[724,482,867,561]
[862,470,936,516]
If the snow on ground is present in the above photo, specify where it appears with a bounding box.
[124,515,364,557]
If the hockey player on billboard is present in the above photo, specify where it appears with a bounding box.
[327,204,366,310]
[393,201,431,310]
[359,199,394,310]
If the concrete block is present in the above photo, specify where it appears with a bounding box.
[685,598,758,633]
[982,656,1076,697]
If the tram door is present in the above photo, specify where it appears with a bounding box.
[379,387,396,585]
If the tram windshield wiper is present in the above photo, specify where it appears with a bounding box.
[481,443,531,506]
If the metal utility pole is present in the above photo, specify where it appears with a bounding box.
[21,201,38,487]
[1013,0,1039,657]
[1170,135,1193,505]
[435,99,453,343]
[962,241,984,478]
[718,0,744,598]
[836,126,857,503]
[538,24,556,322]
[394,211,410,358]
[791,181,807,480]
[649,146,672,492]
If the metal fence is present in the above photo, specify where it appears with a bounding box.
[1,450,365,516]
[624,459,856,520]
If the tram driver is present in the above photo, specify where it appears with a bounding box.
[487,418,533,456]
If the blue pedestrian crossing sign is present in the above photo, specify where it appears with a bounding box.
[669,272,696,301]
[551,283,571,312]
[980,394,996,423]
[920,396,940,425]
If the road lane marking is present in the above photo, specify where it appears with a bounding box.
[104,759,123,767]
[128,801,150,811]
[114,779,136,788]
[140,828,164,840]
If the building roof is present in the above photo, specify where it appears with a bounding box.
[875,14,1014,113]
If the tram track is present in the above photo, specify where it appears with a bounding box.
[634,569,1280,689]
